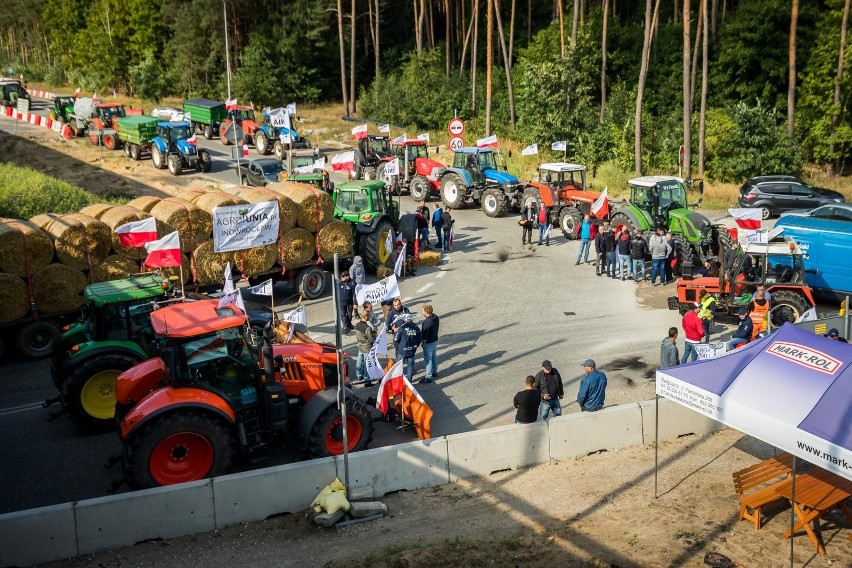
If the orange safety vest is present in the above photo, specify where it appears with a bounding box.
[749,299,770,340]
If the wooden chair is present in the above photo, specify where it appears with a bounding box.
[732,453,795,529]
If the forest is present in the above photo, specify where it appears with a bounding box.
[2,0,852,183]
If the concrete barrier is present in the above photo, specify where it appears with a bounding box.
[338,437,449,496]
[446,421,549,481]
[74,480,215,555]
[638,398,725,444]
[549,404,644,460]
[212,457,336,529]
[0,503,77,567]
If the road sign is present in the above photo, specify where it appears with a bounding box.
[448,136,465,151]
[447,118,465,136]
[16,98,29,114]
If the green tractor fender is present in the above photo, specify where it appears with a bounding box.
[668,208,711,244]
[294,386,358,451]
[611,204,651,231]
[66,340,150,367]
[59,322,87,348]
[354,215,385,234]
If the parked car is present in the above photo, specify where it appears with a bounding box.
[737,175,845,219]
[780,203,852,222]
[238,158,284,187]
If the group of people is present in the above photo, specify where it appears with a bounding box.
[513,359,608,423]
[416,201,455,252]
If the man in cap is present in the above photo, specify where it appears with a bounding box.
[533,360,564,420]
[726,307,754,351]
[577,359,607,412]
[681,301,704,364]
[824,328,848,343]
[394,313,422,383]
[337,271,357,333]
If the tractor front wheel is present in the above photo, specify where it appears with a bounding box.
[255,132,270,155]
[559,207,583,240]
[129,143,141,161]
[440,174,466,209]
[167,154,182,176]
[273,141,285,160]
[125,411,236,489]
[362,166,377,181]
[481,189,506,218]
[89,133,99,146]
[63,353,140,432]
[151,146,166,169]
[198,150,212,173]
[123,142,132,158]
[359,219,394,271]
[670,234,693,275]
[103,133,120,151]
[520,187,540,212]
[410,176,430,201]
[306,397,374,458]
[770,291,809,327]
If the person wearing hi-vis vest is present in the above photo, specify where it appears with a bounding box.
[747,284,771,340]
[698,289,717,343]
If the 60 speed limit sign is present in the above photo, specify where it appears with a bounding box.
[447,118,465,136]
[448,136,465,151]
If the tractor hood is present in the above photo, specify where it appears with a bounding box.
[176,139,197,155]
[416,158,445,179]
[280,126,300,141]
[670,209,712,241]
[484,168,519,185]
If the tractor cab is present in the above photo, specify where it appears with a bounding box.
[333,179,398,225]
[452,148,490,186]
[393,140,429,163]
[156,121,195,154]
[96,103,126,125]
[0,79,28,106]
[359,135,391,160]
[285,149,330,191]
[51,96,77,122]
[231,107,256,123]
[539,162,586,190]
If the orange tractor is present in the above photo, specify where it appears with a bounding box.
[219,106,261,147]
[87,103,130,150]
[113,299,374,489]
[519,163,604,238]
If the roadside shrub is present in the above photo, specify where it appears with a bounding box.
[0,163,97,219]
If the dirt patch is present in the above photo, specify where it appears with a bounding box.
[40,429,850,567]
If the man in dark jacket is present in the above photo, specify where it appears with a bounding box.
[420,304,440,383]
[338,271,357,333]
[533,360,564,420]
[594,221,609,276]
[660,327,679,368]
[441,206,454,251]
[514,375,542,423]
[354,312,377,386]
[394,314,422,383]
[577,359,607,411]
[520,202,536,246]
[726,308,754,351]
[629,230,648,282]
[431,204,444,249]
[604,226,617,278]
[616,228,632,280]
[385,297,411,332]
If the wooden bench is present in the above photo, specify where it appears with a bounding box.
[732,453,794,529]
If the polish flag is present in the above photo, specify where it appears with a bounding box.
[591,187,609,219]
[143,231,182,268]
[115,217,158,248]
[242,144,250,157]
[728,208,762,230]
[186,133,197,146]
[225,98,238,111]
[476,134,498,148]
[376,359,405,414]
[73,87,81,96]
[331,150,355,172]
[351,124,368,140]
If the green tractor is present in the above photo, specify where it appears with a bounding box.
[333,179,400,271]
[285,149,332,193]
[609,176,722,272]
[49,95,77,123]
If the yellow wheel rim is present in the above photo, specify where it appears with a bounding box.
[80,370,119,420]
[378,229,392,264]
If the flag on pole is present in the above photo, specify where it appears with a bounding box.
[223,261,235,293]
[394,242,406,277]
[392,133,407,144]
[385,229,394,256]
[282,305,307,326]
[242,144,250,157]
[74,87,81,96]
[187,134,198,146]
[331,150,356,172]
[285,102,297,115]
[727,208,762,230]
[351,124,368,139]
[225,98,238,111]
[795,307,817,323]
[143,232,182,268]
[543,224,552,239]
[378,123,390,133]
[521,143,538,156]
[115,217,158,248]
[248,278,273,296]
[376,359,405,414]
[279,132,292,144]
[476,134,498,148]
[217,289,246,313]
[365,325,389,380]
[449,227,454,249]
[591,187,609,219]
[551,140,567,152]
[417,133,430,142]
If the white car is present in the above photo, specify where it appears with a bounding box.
[150,107,184,121]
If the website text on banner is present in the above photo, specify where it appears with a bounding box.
[212,200,280,253]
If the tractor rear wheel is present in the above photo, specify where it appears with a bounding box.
[17,320,60,359]
[255,131,270,155]
[440,174,466,209]
[63,353,140,432]
[306,397,374,458]
[123,143,132,158]
[521,187,540,211]
[377,162,398,194]
[167,154,182,176]
[362,166,377,181]
[151,146,166,169]
[410,175,430,200]
[203,124,213,140]
[125,411,236,489]
[770,290,809,327]
[359,220,394,271]
[609,212,638,234]
[198,150,212,173]
[481,189,506,217]
[103,133,120,151]
[559,207,583,239]
[89,133,99,146]
[129,143,141,161]
[297,266,327,300]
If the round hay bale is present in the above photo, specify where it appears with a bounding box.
[78,203,114,220]
[234,244,277,277]
[417,251,442,267]
[176,188,211,204]
[0,273,30,324]
[42,213,111,270]
[98,206,153,259]
[126,196,161,213]
[232,187,298,233]
[0,219,55,276]
[192,240,237,286]
[279,228,315,268]
[29,213,60,231]
[92,255,138,283]
[376,265,394,278]
[192,192,248,239]
[149,198,211,253]
[32,263,88,314]
[317,220,353,258]
[270,182,334,231]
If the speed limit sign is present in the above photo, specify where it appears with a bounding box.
[447,118,465,136]
[448,136,465,151]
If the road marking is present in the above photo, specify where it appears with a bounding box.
[0,401,44,418]
[436,271,445,279]
[417,282,434,293]
[402,297,413,303]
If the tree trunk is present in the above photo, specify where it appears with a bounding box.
[600,0,609,122]
[429,0,436,51]
[830,0,851,161]
[375,0,381,74]
[711,0,717,37]
[690,4,702,115]
[674,0,679,25]
[460,4,474,72]
[572,0,579,45]
[350,0,357,113]
[486,0,493,136]
[635,0,660,175]
[337,0,349,115]
[472,0,479,114]
[445,0,451,76]
[558,0,565,57]
[699,0,708,178]
[367,0,376,55]
[509,0,516,64]
[787,0,799,137]
[414,0,420,54]
[682,0,691,179]
[494,0,516,125]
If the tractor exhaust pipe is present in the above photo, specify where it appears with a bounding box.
[261,321,288,432]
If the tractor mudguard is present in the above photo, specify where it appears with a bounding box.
[295,386,358,451]
[443,167,474,187]
[151,137,168,153]
[354,216,385,234]
[526,182,555,207]
[115,357,169,408]
[63,340,149,369]
[257,124,273,138]
[613,206,648,231]
[769,284,816,307]
[670,209,712,242]
[120,386,235,440]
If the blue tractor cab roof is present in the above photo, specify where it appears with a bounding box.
[157,120,191,128]
[455,147,493,155]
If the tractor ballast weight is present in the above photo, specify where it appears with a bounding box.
[150,121,212,175]
[183,98,227,140]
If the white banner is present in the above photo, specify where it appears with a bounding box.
[378,123,390,133]
[386,158,399,176]
[394,243,406,277]
[742,228,768,244]
[248,279,273,296]
[417,132,430,142]
[213,201,280,253]
[355,274,401,306]
[270,109,290,129]
[282,304,307,325]
[695,342,728,360]
[365,324,389,379]
[285,102,297,115]
[279,132,292,144]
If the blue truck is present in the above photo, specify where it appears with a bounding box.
[775,205,852,298]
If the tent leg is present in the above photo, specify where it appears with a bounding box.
[790,456,797,568]
[654,394,659,499]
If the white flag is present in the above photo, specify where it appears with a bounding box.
[217,289,246,313]
[365,324,389,380]
[248,278,273,296]
[355,274,401,305]
[544,224,552,239]
[476,134,498,148]
[417,133,430,142]
[551,140,567,152]
[223,261,235,293]
[386,158,400,176]
[521,143,538,156]
[394,242,407,278]
[384,229,394,257]
[795,307,817,323]
[285,102,297,115]
[279,132,292,144]
[378,123,390,133]
[283,305,307,326]
[392,133,407,144]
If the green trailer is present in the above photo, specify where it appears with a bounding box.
[183,98,227,139]
[116,115,160,161]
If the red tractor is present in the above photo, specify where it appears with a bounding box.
[376,139,446,198]
[219,106,261,147]
[519,163,604,238]
[88,103,127,150]
[114,299,374,489]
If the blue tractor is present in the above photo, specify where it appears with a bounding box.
[150,121,213,176]
[254,109,310,158]
[437,147,522,217]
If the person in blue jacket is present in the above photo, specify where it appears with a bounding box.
[576,214,593,265]
[577,359,607,412]
[394,314,422,383]
[726,307,754,351]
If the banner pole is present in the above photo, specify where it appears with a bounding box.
[271,285,275,325]
[654,394,659,499]
[332,253,350,500]
[179,265,185,297]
